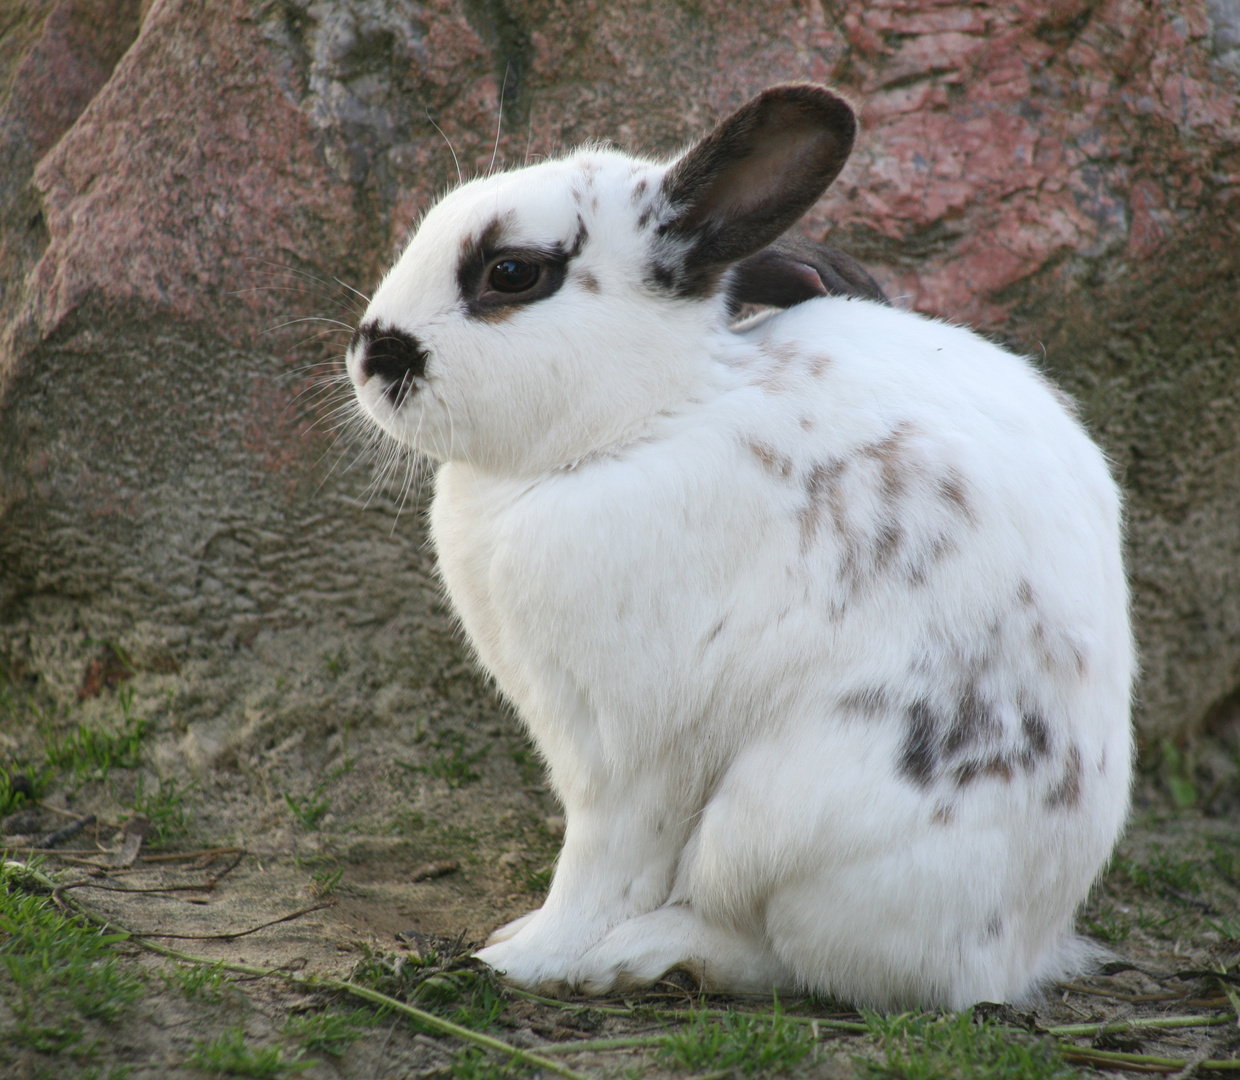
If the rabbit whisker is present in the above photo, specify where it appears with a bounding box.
[488,60,510,177]
[426,108,463,187]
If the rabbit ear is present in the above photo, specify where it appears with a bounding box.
[656,85,856,296]
[727,237,890,315]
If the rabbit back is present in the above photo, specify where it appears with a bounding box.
[433,293,1130,823]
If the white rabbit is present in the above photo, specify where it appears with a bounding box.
[345,84,1133,1009]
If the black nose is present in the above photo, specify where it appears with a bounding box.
[353,322,428,407]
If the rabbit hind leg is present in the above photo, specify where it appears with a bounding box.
[565,903,795,996]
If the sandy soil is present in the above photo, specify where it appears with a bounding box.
[2,655,1238,1079]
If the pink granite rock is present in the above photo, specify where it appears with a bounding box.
[1,0,1237,749]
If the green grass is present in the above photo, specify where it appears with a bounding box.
[43,686,147,785]
[349,945,506,1032]
[309,863,344,896]
[1208,839,1240,888]
[1081,900,1131,943]
[281,1008,378,1056]
[449,1045,535,1078]
[398,731,490,789]
[659,999,815,1074]
[0,861,145,1053]
[81,1066,132,1080]
[284,790,331,829]
[1157,739,1198,808]
[0,762,48,816]
[188,1025,317,1076]
[856,1010,1076,1080]
[161,959,228,1001]
[119,774,191,844]
[508,741,544,787]
[519,861,555,894]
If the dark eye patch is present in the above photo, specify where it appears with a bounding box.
[456,214,587,319]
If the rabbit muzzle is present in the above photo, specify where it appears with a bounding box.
[350,320,429,408]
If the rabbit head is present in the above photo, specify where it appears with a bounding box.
[347,85,857,474]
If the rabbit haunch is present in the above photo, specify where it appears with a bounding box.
[345,85,1132,1008]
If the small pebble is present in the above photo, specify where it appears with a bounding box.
[410,859,459,881]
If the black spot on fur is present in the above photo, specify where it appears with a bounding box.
[354,322,428,407]
[1021,710,1051,758]
[648,262,675,290]
[943,683,999,755]
[898,700,938,787]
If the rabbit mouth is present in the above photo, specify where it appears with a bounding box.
[351,321,428,408]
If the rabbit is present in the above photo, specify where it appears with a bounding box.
[344,84,1133,1009]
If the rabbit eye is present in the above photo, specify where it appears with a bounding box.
[488,258,541,293]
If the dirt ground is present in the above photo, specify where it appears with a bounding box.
[1,649,1239,1079]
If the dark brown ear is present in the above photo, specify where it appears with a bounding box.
[654,85,856,297]
[727,236,889,316]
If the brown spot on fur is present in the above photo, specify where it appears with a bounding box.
[746,438,793,479]
[752,340,803,392]
[1070,640,1088,677]
[985,913,1004,940]
[860,423,913,501]
[1017,579,1034,605]
[954,754,1014,788]
[800,415,815,431]
[809,354,833,378]
[873,521,904,571]
[931,803,955,826]
[798,458,845,553]
[1046,744,1083,809]
[907,535,957,586]
[580,271,601,293]
[703,618,726,646]
[630,176,649,203]
[840,687,889,717]
[936,468,974,522]
[475,305,520,323]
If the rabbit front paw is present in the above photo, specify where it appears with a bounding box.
[473,911,600,993]
[566,906,794,996]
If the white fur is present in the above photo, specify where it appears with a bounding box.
[346,111,1132,1009]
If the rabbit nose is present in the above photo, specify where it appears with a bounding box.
[353,322,428,407]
